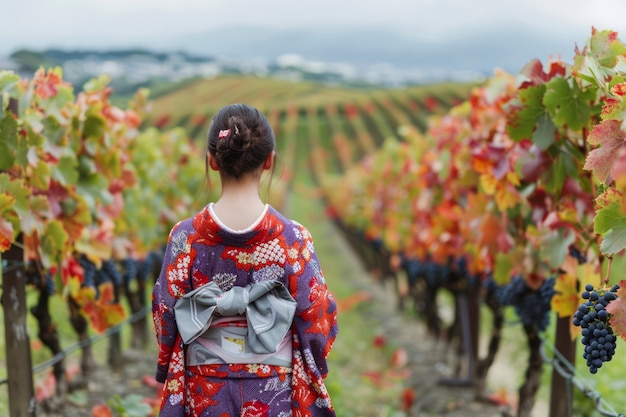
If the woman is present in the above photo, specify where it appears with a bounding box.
[152,103,338,416]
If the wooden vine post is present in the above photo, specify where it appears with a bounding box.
[549,316,576,416]
[1,98,36,416]
[1,241,36,417]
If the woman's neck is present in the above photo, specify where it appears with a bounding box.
[211,178,267,231]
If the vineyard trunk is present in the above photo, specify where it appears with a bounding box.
[548,315,575,417]
[31,286,67,413]
[1,241,36,417]
[67,296,96,378]
[517,324,543,417]
[474,288,503,399]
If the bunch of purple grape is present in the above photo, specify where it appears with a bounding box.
[572,283,619,374]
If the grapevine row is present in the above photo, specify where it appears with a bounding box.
[312,28,626,415]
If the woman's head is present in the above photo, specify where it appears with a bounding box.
[207,104,275,180]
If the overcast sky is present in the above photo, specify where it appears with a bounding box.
[2,0,626,66]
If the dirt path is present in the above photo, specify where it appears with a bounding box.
[315,213,509,417]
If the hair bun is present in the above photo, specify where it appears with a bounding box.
[221,117,252,152]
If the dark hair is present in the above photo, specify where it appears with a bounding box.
[207,104,275,180]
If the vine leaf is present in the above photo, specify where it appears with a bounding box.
[606,280,626,341]
[589,29,626,68]
[612,146,626,189]
[507,85,549,143]
[0,113,18,170]
[594,189,626,254]
[543,77,595,131]
[541,228,575,269]
[551,264,578,317]
[583,119,625,183]
[0,217,13,251]
[90,404,113,417]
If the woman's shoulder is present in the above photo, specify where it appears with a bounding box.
[268,206,314,242]
[167,206,210,237]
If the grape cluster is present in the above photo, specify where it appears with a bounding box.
[573,283,619,374]
[495,275,556,332]
[424,261,450,287]
[78,255,96,288]
[120,258,138,284]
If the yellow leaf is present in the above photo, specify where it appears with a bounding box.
[66,276,81,299]
[480,174,497,194]
[551,272,580,319]
[506,171,520,187]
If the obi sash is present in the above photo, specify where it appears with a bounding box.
[174,280,297,366]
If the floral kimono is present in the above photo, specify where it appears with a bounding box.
[152,204,338,416]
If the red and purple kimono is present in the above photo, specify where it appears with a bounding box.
[152,203,338,417]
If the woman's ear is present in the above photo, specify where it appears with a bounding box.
[208,152,220,171]
[263,151,276,171]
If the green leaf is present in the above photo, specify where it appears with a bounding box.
[15,129,32,168]
[507,85,547,141]
[594,193,626,255]
[0,174,29,215]
[594,199,626,235]
[77,174,112,210]
[543,77,597,131]
[0,193,15,214]
[83,74,111,93]
[42,116,65,145]
[0,113,18,170]
[0,70,20,96]
[494,253,513,285]
[533,114,557,150]
[590,29,626,68]
[83,114,106,140]
[40,220,68,269]
[52,155,79,186]
[544,142,580,195]
[541,228,575,269]
[600,229,626,255]
[30,160,51,191]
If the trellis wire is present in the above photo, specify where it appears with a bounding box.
[0,260,25,275]
[540,334,625,417]
[0,307,148,386]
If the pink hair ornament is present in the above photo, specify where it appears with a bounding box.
[218,129,230,139]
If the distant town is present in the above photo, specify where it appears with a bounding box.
[1,48,487,100]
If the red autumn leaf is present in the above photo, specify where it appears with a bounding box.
[362,370,384,386]
[391,347,409,368]
[0,217,14,251]
[607,280,626,341]
[424,95,438,111]
[400,388,416,411]
[191,114,208,127]
[125,109,142,128]
[583,120,625,183]
[373,335,386,348]
[343,103,358,119]
[33,68,67,99]
[142,374,164,390]
[35,371,56,402]
[336,290,371,312]
[91,404,114,417]
[154,115,171,129]
[612,146,626,189]
[486,387,514,407]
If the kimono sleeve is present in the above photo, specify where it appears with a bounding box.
[289,224,338,378]
[151,221,192,383]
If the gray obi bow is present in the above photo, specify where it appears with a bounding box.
[174,280,297,354]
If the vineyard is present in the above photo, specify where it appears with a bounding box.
[2,27,626,417]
